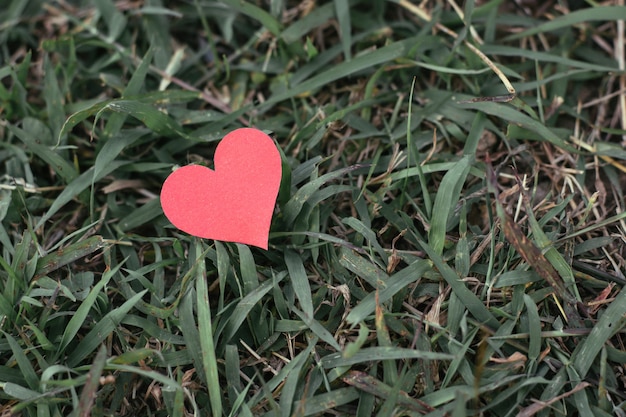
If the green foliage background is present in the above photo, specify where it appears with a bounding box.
[1,1,626,416]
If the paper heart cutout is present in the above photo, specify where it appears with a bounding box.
[160,128,282,249]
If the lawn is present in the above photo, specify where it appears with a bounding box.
[1,1,626,416]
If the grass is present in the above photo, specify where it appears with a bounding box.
[1,0,626,416]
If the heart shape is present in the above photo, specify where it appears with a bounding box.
[160,128,282,249]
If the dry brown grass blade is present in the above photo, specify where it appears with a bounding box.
[486,159,584,327]
[516,382,591,417]
[341,370,435,414]
[499,212,581,321]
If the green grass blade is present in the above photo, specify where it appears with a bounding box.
[523,294,541,361]
[220,271,287,343]
[236,244,259,296]
[36,161,128,229]
[417,239,500,329]
[279,346,312,417]
[428,155,472,255]
[36,236,106,279]
[7,123,78,183]
[93,129,148,182]
[0,382,41,401]
[56,261,118,355]
[291,306,341,351]
[1,331,39,390]
[282,165,363,226]
[261,37,417,109]
[67,289,147,367]
[194,240,222,417]
[505,6,626,40]
[284,249,314,319]
[297,387,360,416]
[481,44,619,72]
[341,217,386,262]
[321,347,454,368]
[219,0,282,36]
[458,100,579,152]
[346,259,431,324]
[573,286,626,377]
[43,55,65,143]
[334,0,351,62]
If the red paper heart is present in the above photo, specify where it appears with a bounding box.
[160,128,282,249]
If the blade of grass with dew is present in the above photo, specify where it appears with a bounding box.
[102,48,154,138]
[101,100,193,139]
